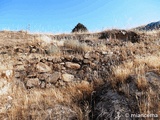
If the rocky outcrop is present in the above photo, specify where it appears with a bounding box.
[99,29,140,43]
[92,72,160,120]
[72,23,88,33]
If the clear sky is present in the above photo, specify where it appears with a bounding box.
[0,0,160,33]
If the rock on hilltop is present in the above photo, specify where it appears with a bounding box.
[72,23,88,33]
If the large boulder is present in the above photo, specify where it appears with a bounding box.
[72,23,88,33]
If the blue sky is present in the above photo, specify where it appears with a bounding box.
[0,0,160,33]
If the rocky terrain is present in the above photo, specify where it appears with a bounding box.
[0,29,160,120]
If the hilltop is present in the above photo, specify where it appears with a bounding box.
[135,20,160,31]
[0,29,160,119]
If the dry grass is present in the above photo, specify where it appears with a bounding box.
[112,66,132,83]
[111,54,159,117]
[134,55,160,71]
[135,64,148,89]
[0,80,93,120]
[64,40,92,52]
[112,54,160,87]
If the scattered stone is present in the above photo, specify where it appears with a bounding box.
[91,52,100,60]
[40,58,46,63]
[90,62,97,69]
[15,65,25,72]
[28,54,40,64]
[47,57,53,62]
[61,66,66,70]
[47,105,78,120]
[56,80,66,87]
[26,78,40,88]
[52,57,62,63]
[14,72,21,78]
[101,51,108,55]
[0,79,8,88]
[36,62,52,73]
[72,55,83,62]
[52,64,61,71]
[93,70,99,78]
[83,59,90,64]
[0,78,11,95]
[84,52,90,59]
[46,72,61,84]
[62,73,74,82]
[40,81,46,88]
[64,55,74,61]
[27,72,37,78]
[65,62,80,70]
[3,70,13,79]
[14,48,24,53]
[15,61,23,65]
[31,48,37,53]
[37,73,49,81]
[46,83,53,88]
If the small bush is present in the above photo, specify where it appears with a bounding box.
[45,44,61,55]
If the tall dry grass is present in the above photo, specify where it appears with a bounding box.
[64,40,92,52]
[0,78,93,120]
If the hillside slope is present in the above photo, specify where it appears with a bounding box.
[0,30,160,120]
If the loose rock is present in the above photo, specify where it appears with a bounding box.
[46,72,61,84]
[36,62,52,73]
[62,73,74,82]
[26,78,40,88]
[65,62,80,70]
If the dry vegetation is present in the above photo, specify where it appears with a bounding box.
[64,39,92,52]
[0,29,160,120]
